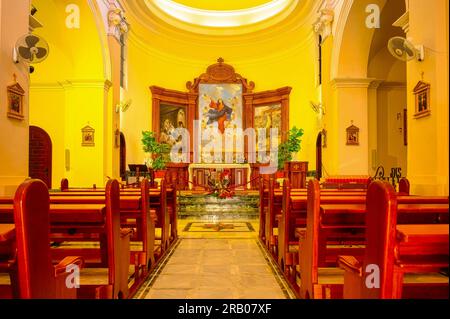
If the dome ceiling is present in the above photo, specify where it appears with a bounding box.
[120,0,319,63]
[149,0,295,28]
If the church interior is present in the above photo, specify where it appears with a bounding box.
[0,0,448,300]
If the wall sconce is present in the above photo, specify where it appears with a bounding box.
[310,101,325,116]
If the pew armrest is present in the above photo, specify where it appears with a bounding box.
[54,256,84,277]
[121,228,135,238]
[338,255,362,276]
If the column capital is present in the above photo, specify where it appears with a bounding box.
[393,11,409,34]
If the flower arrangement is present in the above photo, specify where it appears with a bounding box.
[207,169,235,199]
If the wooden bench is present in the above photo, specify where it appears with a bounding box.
[338,181,448,299]
[299,179,448,299]
[0,180,84,298]
[58,178,177,252]
[261,178,370,259]
[0,179,133,299]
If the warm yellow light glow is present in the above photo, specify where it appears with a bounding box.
[149,0,297,27]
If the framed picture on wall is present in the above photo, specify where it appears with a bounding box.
[413,81,431,118]
[346,123,359,145]
[7,82,25,120]
[81,125,95,147]
[198,83,243,163]
[159,104,188,147]
[253,103,282,160]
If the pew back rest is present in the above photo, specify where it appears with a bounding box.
[299,179,321,299]
[61,178,69,191]
[140,179,150,256]
[14,179,57,298]
[362,180,398,299]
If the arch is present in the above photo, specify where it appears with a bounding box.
[332,0,387,79]
[29,126,52,189]
[87,0,112,81]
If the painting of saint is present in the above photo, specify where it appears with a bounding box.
[198,84,243,154]
[159,104,187,148]
[254,104,282,154]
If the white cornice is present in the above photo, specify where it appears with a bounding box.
[331,77,377,89]
[31,79,111,90]
[393,11,409,34]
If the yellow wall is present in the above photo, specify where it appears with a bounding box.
[0,0,30,195]
[29,0,114,188]
[406,0,449,195]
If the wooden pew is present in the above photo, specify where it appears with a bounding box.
[0,179,133,299]
[264,176,280,255]
[398,177,410,195]
[0,179,84,298]
[258,176,270,241]
[261,180,370,255]
[298,179,448,299]
[58,178,177,252]
[338,181,448,299]
[277,182,368,280]
[152,178,170,253]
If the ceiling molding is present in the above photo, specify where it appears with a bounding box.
[330,77,377,89]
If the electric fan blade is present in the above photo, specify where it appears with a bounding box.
[18,46,32,60]
[35,47,48,59]
[403,44,415,57]
[25,35,40,48]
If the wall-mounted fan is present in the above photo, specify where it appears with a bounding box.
[115,99,132,113]
[388,36,424,62]
[13,34,49,73]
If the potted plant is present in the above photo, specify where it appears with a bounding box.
[141,131,170,178]
[277,126,304,177]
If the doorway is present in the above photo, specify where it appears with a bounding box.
[29,126,52,189]
[316,132,322,180]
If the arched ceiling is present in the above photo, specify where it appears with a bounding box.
[149,0,296,28]
[120,0,319,63]
[171,0,274,10]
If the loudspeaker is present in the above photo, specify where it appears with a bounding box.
[65,149,70,171]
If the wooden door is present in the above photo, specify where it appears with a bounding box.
[316,133,322,180]
[120,132,126,179]
[29,126,52,189]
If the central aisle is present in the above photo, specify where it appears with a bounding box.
[134,220,295,299]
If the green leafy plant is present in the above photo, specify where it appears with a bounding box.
[278,126,304,170]
[141,131,170,171]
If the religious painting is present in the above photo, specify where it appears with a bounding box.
[413,81,431,118]
[7,82,25,120]
[159,104,187,148]
[346,123,359,146]
[81,125,95,147]
[198,83,243,162]
[254,104,282,160]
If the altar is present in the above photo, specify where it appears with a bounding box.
[188,163,252,190]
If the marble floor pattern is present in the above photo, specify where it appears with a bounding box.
[135,219,295,299]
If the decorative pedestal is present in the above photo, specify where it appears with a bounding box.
[188,163,251,190]
[284,161,308,189]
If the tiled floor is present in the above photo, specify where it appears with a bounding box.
[134,219,295,299]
